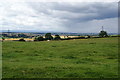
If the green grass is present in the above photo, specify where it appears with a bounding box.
[2,37,118,78]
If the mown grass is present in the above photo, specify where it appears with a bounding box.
[2,37,118,78]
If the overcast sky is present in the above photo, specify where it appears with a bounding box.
[0,1,118,33]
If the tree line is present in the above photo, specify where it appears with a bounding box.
[1,30,111,42]
[34,33,61,41]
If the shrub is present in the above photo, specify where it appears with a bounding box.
[45,33,53,40]
[34,36,44,41]
[19,38,25,41]
[54,34,61,40]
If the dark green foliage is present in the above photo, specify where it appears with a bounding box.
[99,31,108,37]
[10,35,18,38]
[2,37,5,40]
[18,34,29,38]
[18,38,25,41]
[2,34,8,37]
[45,33,53,40]
[54,34,61,40]
[2,33,30,38]
[34,36,44,41]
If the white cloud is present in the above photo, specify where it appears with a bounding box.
[0,1,118,33]
[1,0,119,2]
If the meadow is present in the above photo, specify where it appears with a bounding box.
[2,37,118,78]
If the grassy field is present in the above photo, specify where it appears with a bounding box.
[2,37,118,78]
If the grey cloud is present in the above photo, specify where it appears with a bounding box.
[28,2,118,22]
[25,2,118,33]
[1,2,118,33]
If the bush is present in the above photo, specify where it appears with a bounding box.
[54,34,61,40]
[19,38,25,41]
[45,33,53,40]
[34,36,44,41]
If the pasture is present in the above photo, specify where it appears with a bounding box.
[2,37,118,78]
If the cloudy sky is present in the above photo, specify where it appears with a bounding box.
[0,1,118,33]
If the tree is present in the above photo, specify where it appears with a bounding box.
[99,31,108,37]
[34,36,44,41]
[54,34,61,40]
[45,33,53,40]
